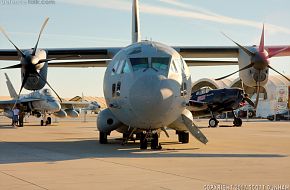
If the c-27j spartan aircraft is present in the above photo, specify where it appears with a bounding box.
[1,0,290,149]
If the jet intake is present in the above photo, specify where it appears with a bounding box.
[65,109,79,118]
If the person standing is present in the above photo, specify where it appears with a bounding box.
[12,106,20,127]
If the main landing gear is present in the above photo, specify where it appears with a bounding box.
[232,110,242,127]
[176,131,189,144]
[209,111,219,128]
[208,111,242,127]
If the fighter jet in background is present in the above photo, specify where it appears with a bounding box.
[0,73,90,126]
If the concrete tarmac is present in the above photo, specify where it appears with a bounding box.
[0,115,290,190]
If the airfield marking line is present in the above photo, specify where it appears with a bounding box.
[0,171,49,190]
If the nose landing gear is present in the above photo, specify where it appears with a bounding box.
[140,130,162,150]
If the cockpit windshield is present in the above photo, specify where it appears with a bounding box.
[43,89,52,96]
[130,58,149,71]
[151,57,170,71]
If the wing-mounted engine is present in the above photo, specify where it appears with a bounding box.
[97,108,123,133]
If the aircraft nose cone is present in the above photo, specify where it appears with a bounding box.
[129,74,174,124]
[50,101,61,112]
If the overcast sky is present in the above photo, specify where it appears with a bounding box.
[1,0,290,97]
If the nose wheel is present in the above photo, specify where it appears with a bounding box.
[140,131,162,150]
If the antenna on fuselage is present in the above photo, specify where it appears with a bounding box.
[132,0,141,43]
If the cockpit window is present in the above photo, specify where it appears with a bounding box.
[151,57,170,71]
[130,58,149,71]
[43,89,51,96]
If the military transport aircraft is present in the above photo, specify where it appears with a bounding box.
[1,0,290,149]
[189,87,254,128]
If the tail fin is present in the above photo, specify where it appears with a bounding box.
[5,73,18,99]
[132,0,141,43]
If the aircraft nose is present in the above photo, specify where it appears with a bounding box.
[50,101,61,112]
[129,73,175,123]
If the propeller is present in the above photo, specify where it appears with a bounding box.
[0,18,64,103]
[216,25,290,108]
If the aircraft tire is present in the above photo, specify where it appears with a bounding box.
[151,133,160,150]
[178,131,189,144]
[209,118,218,128]
[99,132,108,144]
[140,133,148,150]
[233,118,242,127]
[47,117,52,125]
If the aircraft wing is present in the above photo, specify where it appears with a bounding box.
[0,47,122,61]
[0,98,42,109]
[174,45,290,66]
[2,46,290,67]
[60,101,90,109]
[186,100,208,112]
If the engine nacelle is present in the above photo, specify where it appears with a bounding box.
[65,109,79,118]
[54,109,67,118]
[238,49,269,87]
[97,108,122,133]
[4,108,13,119]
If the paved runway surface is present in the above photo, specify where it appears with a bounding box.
[0,115,289,190]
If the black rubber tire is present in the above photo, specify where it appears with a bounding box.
[140,133,148,150]
[151,133,159,149]
[99,132,108,144]
[209,118,218,128]
[178,131,189,144]
[233,118,242,127]
[47,117,51,125]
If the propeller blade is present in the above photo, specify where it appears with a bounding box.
[12,72,30,109]
[181,110,208,144]
[268,47,289,58]
[259,24,265,52]
[254,70,261,109]
[35,72,62,102]
[0,63,22,70]
[215,62,254,80]
[32,18,49,55]
[0,27,25,58]
[222,32,255,57]
[267,65,290,81]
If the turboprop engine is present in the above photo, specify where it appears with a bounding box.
[97,108,123,133]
